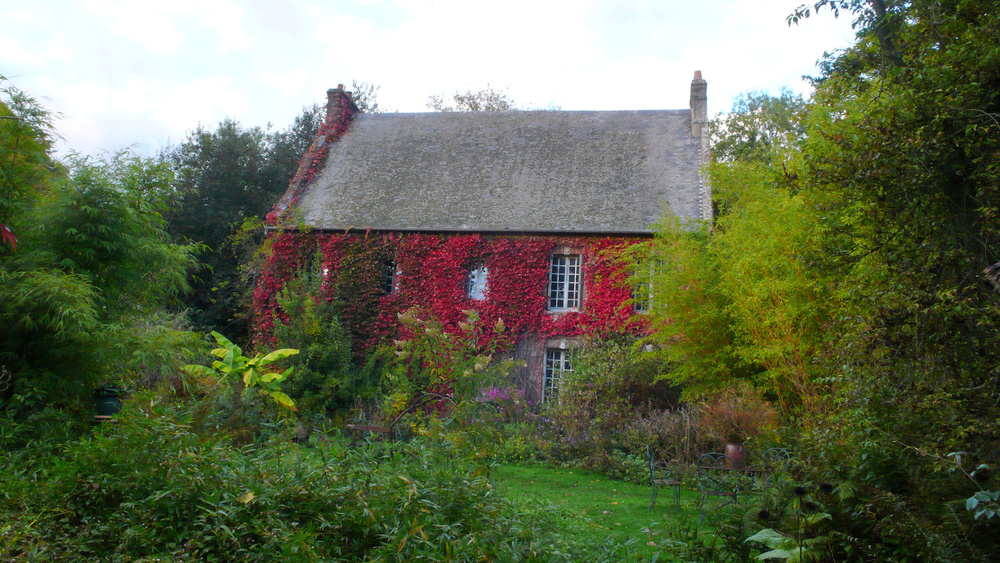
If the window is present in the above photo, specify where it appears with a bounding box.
[632,282,651,313]
[632,260,662,314]
[381,259,397,295]
[543,349,572,403]
[466,263,488,300]
[548,254,581,310]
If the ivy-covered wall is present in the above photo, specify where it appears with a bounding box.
[253,231,649,398]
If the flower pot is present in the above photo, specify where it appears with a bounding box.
[725,443,746,469]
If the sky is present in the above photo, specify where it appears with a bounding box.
[2,0,857,158]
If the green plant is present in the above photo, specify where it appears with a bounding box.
[271,271,360,414]
[184,331,298,411]
[382,307,518,417]
[0,402,597,561]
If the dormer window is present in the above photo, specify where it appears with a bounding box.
[466,263,488,300]
[547,254,581,311]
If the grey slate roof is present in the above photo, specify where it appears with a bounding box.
[295,109,704,235]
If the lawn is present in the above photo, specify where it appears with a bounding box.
[493,463,723,561]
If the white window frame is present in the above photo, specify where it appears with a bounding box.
[543,348,572,404]
[547,254,582,311]
[632,260,662,314]
[466,263,488,301]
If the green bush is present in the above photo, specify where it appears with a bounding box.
[272,272,362,414]
[0,400,584,562]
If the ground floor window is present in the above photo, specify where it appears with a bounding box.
[543,348,572,403]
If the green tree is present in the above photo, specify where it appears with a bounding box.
[710,88,808,164]
[427,86,518,112]
[0,76,59,251]
[163,80,381,341]
[1,146,199,411]
[163,120,285,338]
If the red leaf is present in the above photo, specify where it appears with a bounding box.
[1,224,16,253]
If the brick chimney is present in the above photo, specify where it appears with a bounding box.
[690,71,708,139]
[326,84,360,124]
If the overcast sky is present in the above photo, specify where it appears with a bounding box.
[2,0,856,158]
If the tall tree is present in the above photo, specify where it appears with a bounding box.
[0,76,59,252]
[163,81,381,342]
[163,120,283,339]
[710,88,808,164]
[2,84,199,410]
[427,86,518,112]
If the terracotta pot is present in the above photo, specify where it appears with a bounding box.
[725,443,746,469]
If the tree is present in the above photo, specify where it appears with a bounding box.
[710,88,808,164]
[0,76,59,252]
[162,120,282,339]
[427,86,518,112]
[1,136,200,412]
[163,81,382,341]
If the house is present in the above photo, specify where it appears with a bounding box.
[256,72,710,404]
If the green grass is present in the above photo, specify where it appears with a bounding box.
[493,463,721,561]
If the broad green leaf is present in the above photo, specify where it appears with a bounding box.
[222,347,235,368]
[758,549,794,560]
[260,348,300,363]
[269,391,296,411]
[182,364,213,377]
[260,368,292,383]
[746,528,796,550]
[211,331,240,356]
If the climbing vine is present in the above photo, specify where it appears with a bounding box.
[253,231,649,355]
[265,89,356,225]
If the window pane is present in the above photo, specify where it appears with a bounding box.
[381,260,396,294]
[548,255,581,310]
[543,349,573,403]
[467,264,488,300]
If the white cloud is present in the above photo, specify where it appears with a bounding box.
[81,0,187,55]
[3,0,858,158]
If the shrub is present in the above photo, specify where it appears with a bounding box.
[697,382,777,446]
[272,273,360,414]
[0,400,586,562]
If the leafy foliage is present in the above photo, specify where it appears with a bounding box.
[0,403,585,562]
[0,76,58,233]
[184,331,298,411]
[270,271,364,414]
[711,88,808,164]
[382,308,519,418]
[427,85,518,112]
[640,0,1000,558]
[1,91,200,411]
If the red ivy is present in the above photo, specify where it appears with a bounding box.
[253,232,649,353]
[266,91,355,225]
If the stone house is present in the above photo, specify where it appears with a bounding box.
[256,73,710,404]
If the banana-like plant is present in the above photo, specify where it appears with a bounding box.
[184,331,298,411]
